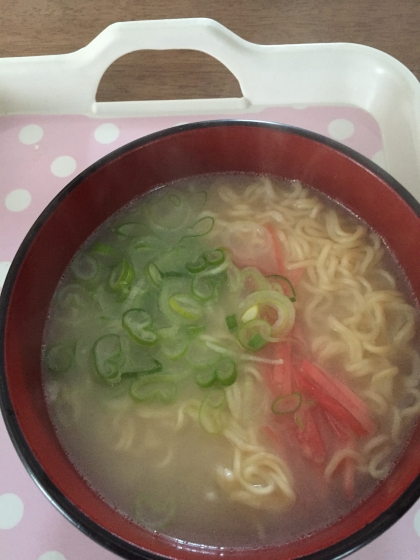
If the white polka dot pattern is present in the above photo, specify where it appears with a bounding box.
[50,156,77,178]
[414,508,420,537]
[19,124,44,145]
[328,118,355,141]
[94,123,120,144]
[5,189,32,211]
[0,261,11,286]
[0,493,24,529]
[38,552,67,560]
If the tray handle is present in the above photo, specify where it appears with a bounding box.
[0,19,259,116]
[89,19,250,84]
[88,18,252,115]
[1,16,420,194]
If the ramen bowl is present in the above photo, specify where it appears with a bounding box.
[1,120,420,560]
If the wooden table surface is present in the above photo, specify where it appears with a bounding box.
[0,0,419,102]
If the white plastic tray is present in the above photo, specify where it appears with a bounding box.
[1,18,420,560]
[1,18,420,197]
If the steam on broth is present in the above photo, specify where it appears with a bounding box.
[42,175,420,548]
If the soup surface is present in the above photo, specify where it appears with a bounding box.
[42,175,420,548]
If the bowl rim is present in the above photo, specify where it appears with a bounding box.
[1,118,420,560]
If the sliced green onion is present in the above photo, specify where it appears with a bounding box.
[161,271,186,279]
[195,368,216,388]
[160,332,189,360]
[153,244,189,273]
[55,284,91,322]
[269,274,297,302]
[71,254,99,282]
[169,293,203,321]
[45,344,74,373]
[196,361,237,388]
[147,262,163,286]
[157,325,179,339]
[109,259,134,291]
[241,305,258,323]
[122,309,158,346]
[191,276,215,301]
[56,284,88,308]
[123,355,162,377]
[225,314,238,333]
[158,278,198,325]
[134,493,176,530]
[183,216,214,238]
[203,248,225,267]
[237,319,271,352]
[186,255,207,274]
[199,391,226,434]
[124,357,162,377]
[189,190,207,212]
[185,325,205,337]
[131,374,178,403]
[272,392,302,414]
[134,236,161,251]
[91,242,117,255]
[205,389,226,408]
[199,260,229,278]
[93,334,124,382]
[214,357,237,386]
[116,222,144,237]
[239,267,272,295]
[238,290,295,338]
[247,333,267,351]
[186,340,220,368]
[169,193,181,206]
[147,188,190,232]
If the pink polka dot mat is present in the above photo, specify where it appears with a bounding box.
[0,107,419,560]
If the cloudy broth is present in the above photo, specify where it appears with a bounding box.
[43,174,420,548]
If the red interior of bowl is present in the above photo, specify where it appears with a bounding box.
[4,122,420,560]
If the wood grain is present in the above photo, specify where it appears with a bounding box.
[0,0,419,101]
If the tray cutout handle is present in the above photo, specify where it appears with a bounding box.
[87,19,252,116]
[96,49,243,104]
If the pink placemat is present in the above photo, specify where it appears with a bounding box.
[0,106,419,560]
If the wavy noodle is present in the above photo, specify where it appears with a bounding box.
[174,399,200,431]
[324,448,364,481]
[118,176,418,512]
[201,337,284,366]
[48,175,420,530]
[224,429,263,453]
[215,371,295,510]
[114,416,135,451]
[400,388,420,418]
[216,446,295,510]
[362,434,389,455]
[390,407,403,442]
[208,175,420,495]
[367,445,393,479]
[55,385,84,427]
[361,389,389,415]
[371,366,399,400]
[156,447,174,469]
[135,406,174,419]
